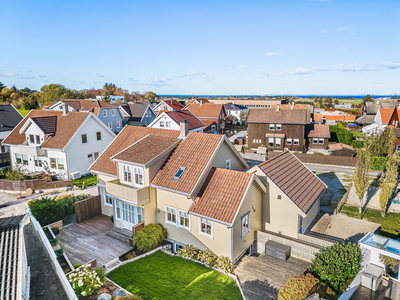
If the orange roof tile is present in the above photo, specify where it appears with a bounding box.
[313,113,323,122]
[3,110,90,149]
[189,168,253,224]
[328,143,355,151]
[379,109,394,124]
[186,103,224,119]
[163,110,205,130]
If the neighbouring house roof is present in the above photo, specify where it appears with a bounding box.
[155,100,184,111]
[313,113,323,123]
[0,215,25,300]
[111,135,178,166]
[151,133,226,195]
[306,124,331,138]
[185,103,224,119]
[44,99,117,115]
[258,151,326,214]
[183,98,210,109]
[90,126,180,176]
[247,108,308,124]
[3,110,90,149]
[223,103,247,111]
[160,110,205,130]
[202,120,218,131]
[324,115,356,122]
[363,101,400,115]
[120,101,152,119]
[0,105,23,133]
[356,114,375,125]
[189,168,253,224]
[328,142,355,151]
[379,109,394,124]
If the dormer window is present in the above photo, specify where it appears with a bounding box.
[174,167,186,181]
[29,135,35,143]
[35,135,40,144]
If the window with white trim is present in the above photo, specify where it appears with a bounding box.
[275,138,281,148]
[241,212,250,238]
[269,124,274,130]
[179,211,190,228]
[108,122,112,129]
[103,110,107,117]
[165,206,190,229]
[29,135,35,143]
[22,155,28,165]
[111,109,115,116]
[200,218,212,237]
[160,121,165,127]
[57,158,64,170]
[50,158,57,169]
[276,124,282,131]
[313,138,318,144]
[166,121,171,128]
[286,138,292,145]
[268,137,274,147]
[122,165,132,183]
[211,124,216,130]
[88,153,94,163]
[35,135,40,144]
[15,153,22,164]
[115,201,121,218]
[319,138,324,144]
[137,207,143,223]
[166,207,177,225]
[105,196,113,206]
[253,139,261,144]
[134,167,143,186]
[81,134,87,144]
[116,121,121,128]
[96,132,102,141]
[226,159,231,170]
[293,139,299,145]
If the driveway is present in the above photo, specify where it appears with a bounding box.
[235,254,310,300]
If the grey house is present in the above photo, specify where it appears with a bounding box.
[119,101,156,126]
[0,104,23,153]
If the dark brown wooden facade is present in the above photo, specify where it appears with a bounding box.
[307,137,329,149]
[330,148,356,157]
[248,123,305,152]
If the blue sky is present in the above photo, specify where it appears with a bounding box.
[0,0,399,95]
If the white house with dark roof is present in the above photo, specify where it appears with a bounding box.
[119,101,156,127]
[148,110,205,132]
[0,104,23,153]
[3,109,115,179]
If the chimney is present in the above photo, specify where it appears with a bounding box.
[62,104,69,116]
[171,99,173,105]
[232,100,235,105]
[377,99,380,104]
[200,100,203,106]
[291,101,295,109]
[134,99,137,104]
[179,119,189,139]
[276,104,280,112]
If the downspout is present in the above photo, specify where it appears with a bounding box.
[63,149,70,180]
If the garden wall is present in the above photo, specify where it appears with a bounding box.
[0,178,73,192]
[75,195,101,223]
[267,151,357,167]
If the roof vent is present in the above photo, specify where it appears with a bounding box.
[276,104,280,112]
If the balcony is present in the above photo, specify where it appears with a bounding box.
[105,179,149,205]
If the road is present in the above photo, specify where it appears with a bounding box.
[305,163,382,176]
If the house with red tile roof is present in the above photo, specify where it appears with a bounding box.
[89,122,269,263]
[44,99,124,132]
[153,100,184,114]
[2,109,115,179]
[248,151,327,239]
[184,102,227,132]
[148,110,205,132]
[362,108,394,135]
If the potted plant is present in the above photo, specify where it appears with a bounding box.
[52,227,60,235]
[379,254,399,287]
[110,215,114,223]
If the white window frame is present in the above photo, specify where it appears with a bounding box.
[241,212,250,238]
[57,158,64,170]
[103,110,107,117]
[35,135,40,144]
[116,121,121,128]
[165,206,190,230]
[96,131,102,141]
[275,138,281,148]
[226,159,231,170]
[268,137,274,147]
[287,138,292,145]
[111,109,115,116]
[133,167,144,187]
[15,153,22,165]
[29,135,35,144]
[81,134,87,144]
[269,124,275,130]
[319,138,324,144]
[50,157,57,169]
[199,218,213,238]
[166,121,171,128]
[88,153,94,163]
[178,210,190,230]
[165,206,177,226]
[276,124,282,131]
[160,121,165,127]
[105,195,113,207]
[122,164,132,184]
[313,138,319,144]
[293,139,299,145]
[211,124,216,130]
[108,122,112,129]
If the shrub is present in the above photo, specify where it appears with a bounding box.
[133,223,167,252]
[29,197,65,226]
[0,167,26,180]
[215,256,234,274]
[74,264,82,269]
[55,249,64,258]
[352,140,364,149]
[381,214,400,234]
[313,152,324,155]
[68,265,105,298]
[278,273,320,300]
[197,250,218,267]
[113,295,143,300]
[177,245,200,260]
[126,251,137,260]
[49,238,58,246]
[371,156,388,171]
[55,193,91,215]
[380,254,400,274]
[309,242,361,293]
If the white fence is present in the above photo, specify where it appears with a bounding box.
[27,209,78,300]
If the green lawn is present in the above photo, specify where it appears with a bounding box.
[18,109,30,116]
[72,175,97,188]
[341,205,383,224]
[107,251,243,300]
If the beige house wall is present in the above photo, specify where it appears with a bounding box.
[231,180,263,262]
[97,173,116,216]
[302,198,320,233]
[144,187,157,224]
[212,141,247,171]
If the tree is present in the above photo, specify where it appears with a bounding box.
[103,82,117,90]
[144,91,157,102]
[334,99,339,105]
[353,148,371,214]
[363,94,374,103]
[325,96,333,107]
[102,91,111,103]
[0,82,6,92]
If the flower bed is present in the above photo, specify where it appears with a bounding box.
[68,265,106,299]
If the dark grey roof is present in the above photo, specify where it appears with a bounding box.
[120,102,152,119]
[363,102,400,115]
[31,116,57,134]
[258,151,326,214]
[0,215,25,300]
[224,103,247,110]
[0,105,23,133]
[356,115,375,125]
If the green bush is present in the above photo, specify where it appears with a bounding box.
[69,265,105,298]
[371,156,388,171]
[55,193,91,215]
[177,244,200,260]
[197,250,218,267]
[29,197,65,226]
[49,238,58,246]
[309,242,362,293]
[133,223,167,252]
[381,214,400,234]
[278,273,336,300]
[352,140,364,149]
[55,249,64,258]
[330,125,353,145]
[0,167,26,180]
[215,256,234,274]
[74,264,82,269]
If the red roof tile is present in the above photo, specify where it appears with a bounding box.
[247,108,308,124]
[163,110,205,130]
[189,168,253,224]
[186,103,224,119]
[379,109,394,124]
[306,124,331,138]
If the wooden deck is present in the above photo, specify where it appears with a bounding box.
[235,254,311,300]
[57,214,133,267]
[351,280,400,300]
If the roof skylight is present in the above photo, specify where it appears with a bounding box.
[173,167,186,181]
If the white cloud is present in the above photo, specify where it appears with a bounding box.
[265,52,280,57]
[320,30,328,33]
[334,63,376,72]
[337,26,350,31]
[200,75,212,79]
[143,78,171,86]
[1,73,19,77]
[286,67,312,75]
[128,77,138,82]
[380,62,400,69]
[19,76,36,80]
[238,65,248,69]
[264,72,284,77]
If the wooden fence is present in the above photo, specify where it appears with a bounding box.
[75,195,101,223]
[0,178,73,192]
[268,151,357,167]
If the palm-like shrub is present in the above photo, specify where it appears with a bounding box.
[133,223,167,252]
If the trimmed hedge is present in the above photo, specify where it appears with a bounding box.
[133,223,167,252]
[330,125,353,145]
[29,197,65,226]
[381,214,400,234]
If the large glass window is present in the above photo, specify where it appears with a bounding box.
[15,153,22,164]
[57,158,64,170]
[200,218,212,236]
[241,213,250,238]
[134,167,143,186]
[166,207,177,224]
[123,165,132,183]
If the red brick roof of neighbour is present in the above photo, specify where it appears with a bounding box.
[44,99,117,112]
[313,113,323,123]
[324,115,356,122]
[155,100,184,111]
[185,103,224,119]
[111,135,178,165]
[151,133,225,195]
[160,110,205,130]
[328,142,355,151]
[90,126,180,176]
[258,151,326,214]
[189,168,253,224]
[306,124,331,138]
[379,109,394,124]
[3,110,90,149]
[247,108,308,124]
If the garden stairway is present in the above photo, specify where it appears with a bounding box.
[106,228,133,245]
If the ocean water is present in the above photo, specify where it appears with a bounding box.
[159,94,396,99]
